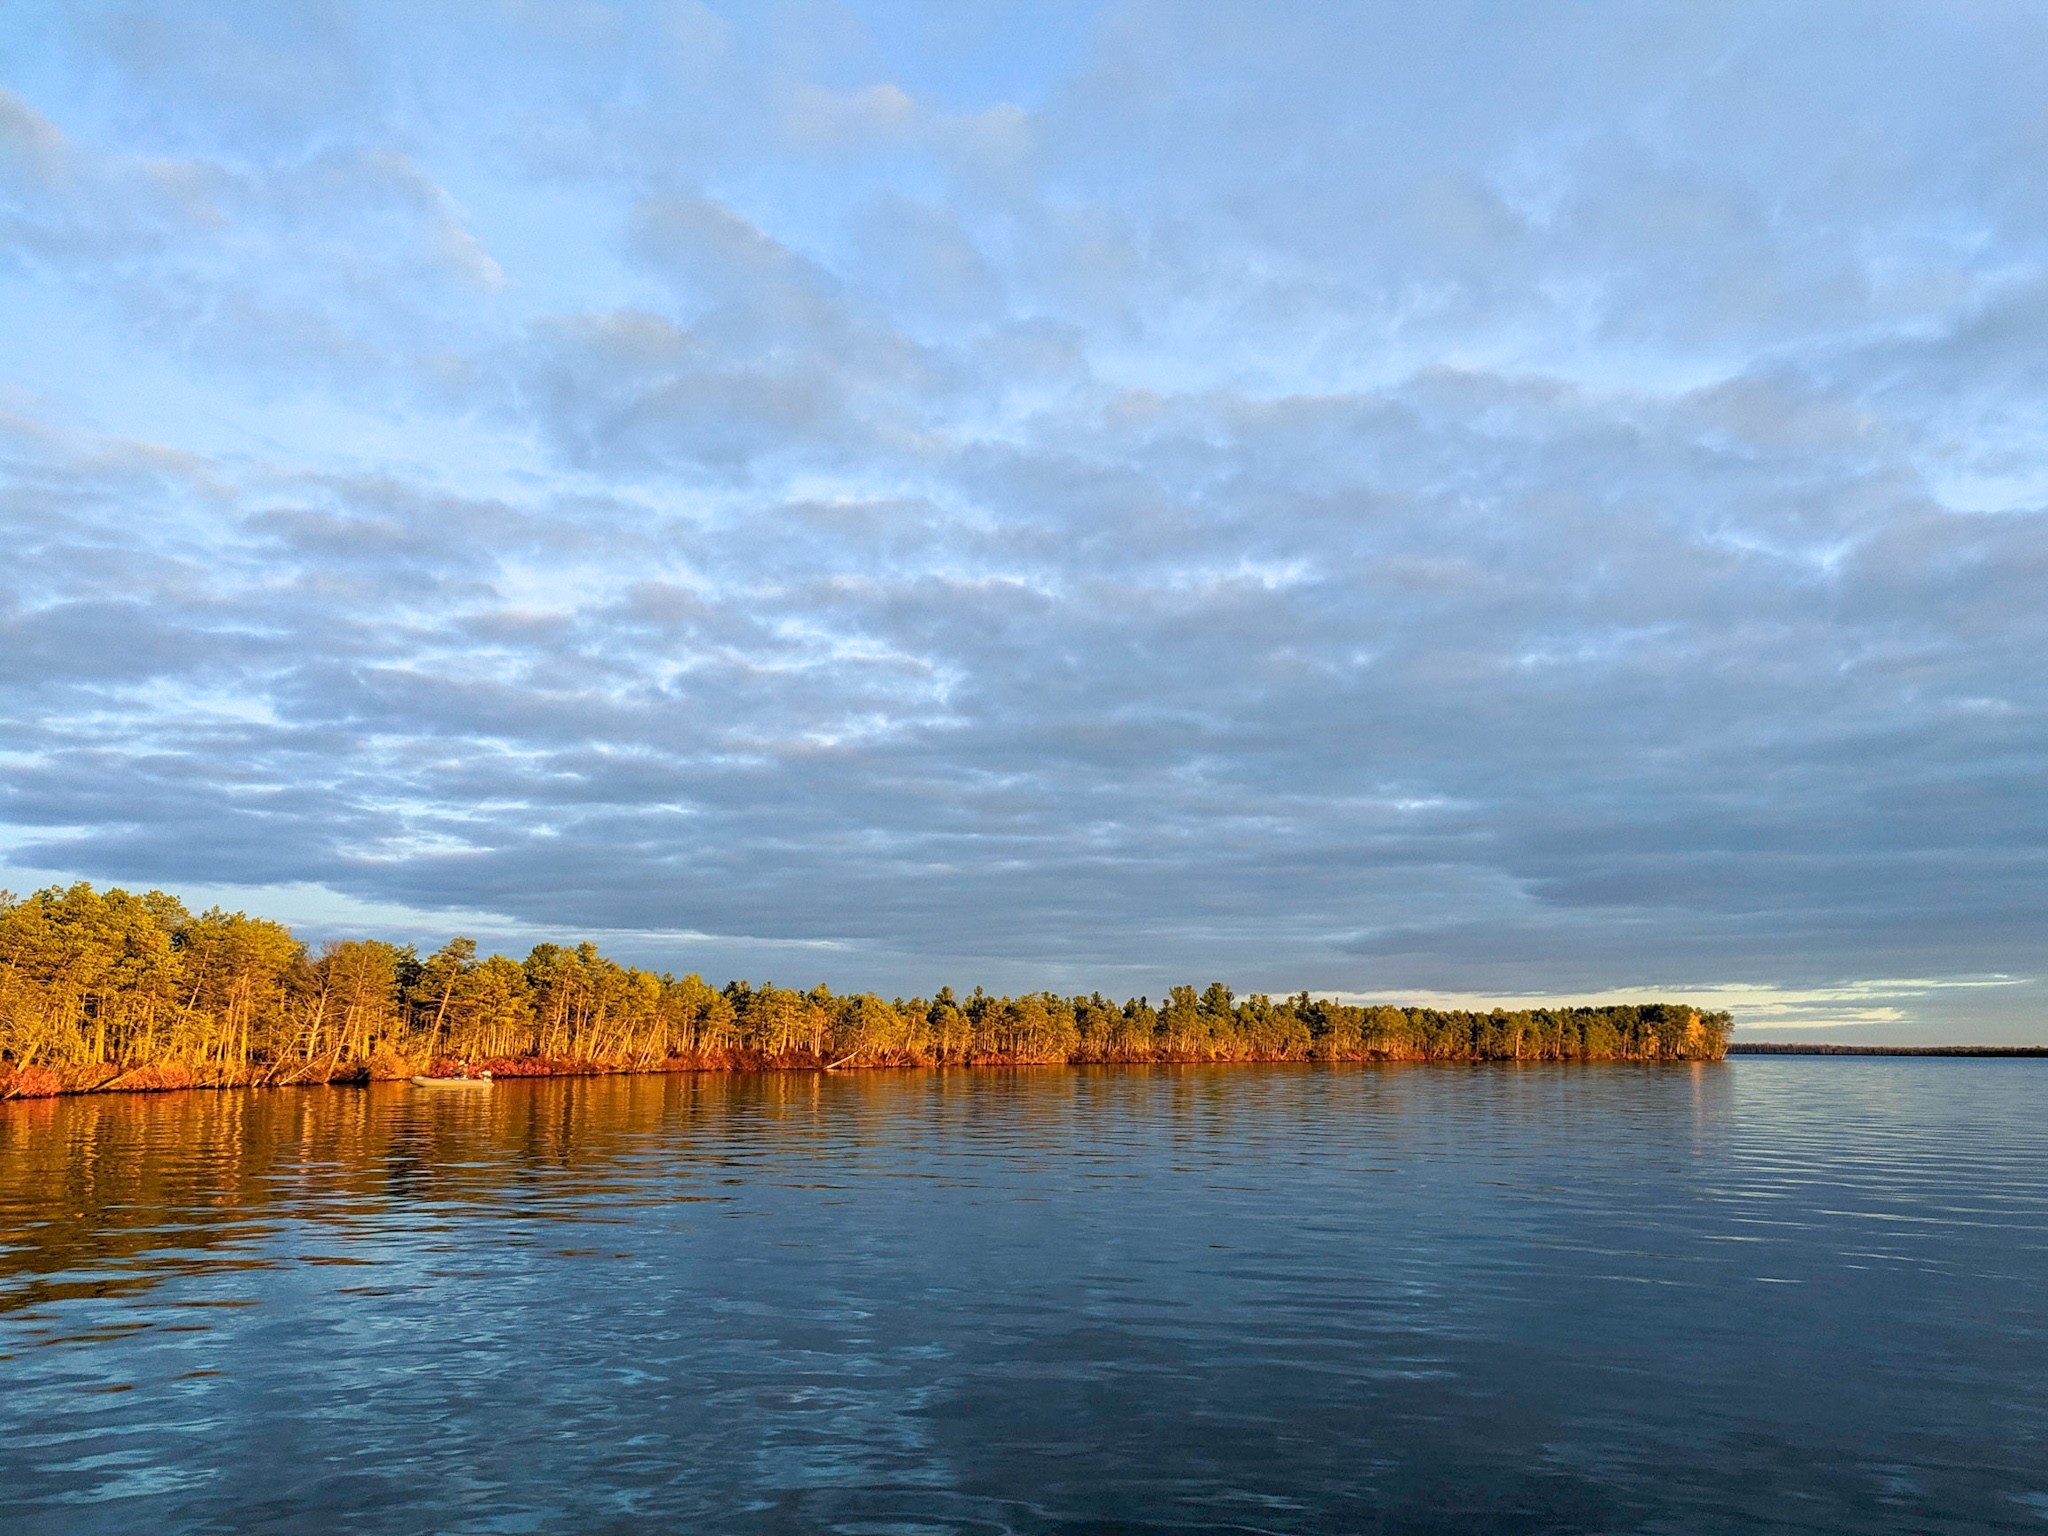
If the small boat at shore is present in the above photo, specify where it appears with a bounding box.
[410,1073,493,1088]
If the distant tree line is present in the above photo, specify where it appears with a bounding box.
[0,883,1731,1096]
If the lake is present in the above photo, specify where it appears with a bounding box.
[3,1061,2045,1534]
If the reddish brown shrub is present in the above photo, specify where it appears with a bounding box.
[0,1063,65,1099]
[107,1061,196,1092]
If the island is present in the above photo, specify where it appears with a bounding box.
[0,883,1732,1098]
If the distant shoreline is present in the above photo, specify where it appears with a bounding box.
[1730,1043,2048,1057]
[1,881,1735,1101]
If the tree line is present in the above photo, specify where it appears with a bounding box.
[0,882,1731,1096]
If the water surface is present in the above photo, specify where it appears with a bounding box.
[3,1061,2045,1533]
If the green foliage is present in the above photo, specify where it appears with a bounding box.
[0,882,1733,1086]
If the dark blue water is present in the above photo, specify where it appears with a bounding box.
[3,1061,2045,1534]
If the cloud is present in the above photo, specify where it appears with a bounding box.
[1,3,2046,1040]
[0,87,502,391]
[779,81,917,156]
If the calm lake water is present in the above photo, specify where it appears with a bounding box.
[3,1061,2045,1535]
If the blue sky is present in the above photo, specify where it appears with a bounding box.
[3,2,2045,1038]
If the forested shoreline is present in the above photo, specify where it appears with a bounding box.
[0,883,1732,1098]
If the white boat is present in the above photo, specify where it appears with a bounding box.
[410,1073,493,1088]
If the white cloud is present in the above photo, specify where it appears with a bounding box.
[3,2,2047,1038]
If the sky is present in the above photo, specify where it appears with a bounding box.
[2,2,2045,1040]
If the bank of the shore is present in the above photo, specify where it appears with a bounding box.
[2,1038,1734,1101]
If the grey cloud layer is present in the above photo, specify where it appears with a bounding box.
[2,2,2045,1027]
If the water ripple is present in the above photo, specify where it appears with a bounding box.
[2,1061,2045,1533]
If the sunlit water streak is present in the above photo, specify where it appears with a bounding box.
[3,1061,2045,1533]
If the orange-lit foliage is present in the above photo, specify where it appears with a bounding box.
[0,883,1731,1097]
